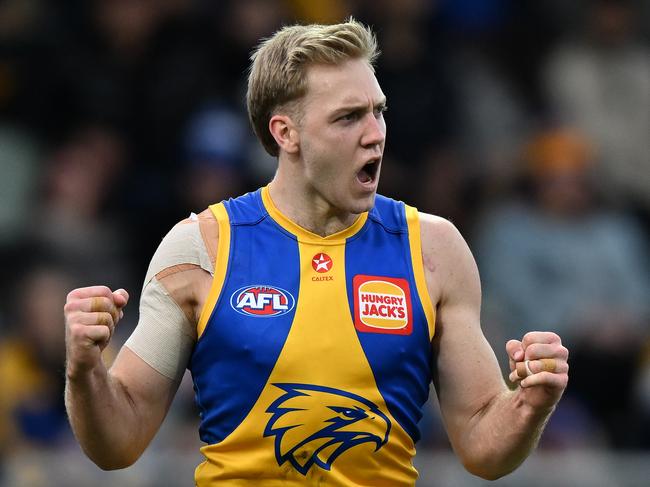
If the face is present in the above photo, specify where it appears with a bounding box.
[293,58,387,215]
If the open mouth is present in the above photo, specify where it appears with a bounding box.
[357,159,380,184]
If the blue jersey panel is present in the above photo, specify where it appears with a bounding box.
[190,192,300,445]
[345,196,432,444]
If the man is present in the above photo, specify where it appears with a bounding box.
[64,19,569,485]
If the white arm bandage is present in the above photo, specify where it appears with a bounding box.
[124,277,195,381]
[124,218,213,382]
[142,214,214,287]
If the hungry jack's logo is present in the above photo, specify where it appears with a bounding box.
[353,275,412,335]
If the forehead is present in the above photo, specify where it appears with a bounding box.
[303,58,384,108]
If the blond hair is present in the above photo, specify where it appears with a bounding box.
[247,18,379,156]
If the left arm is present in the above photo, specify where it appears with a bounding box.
[420,214,569,480]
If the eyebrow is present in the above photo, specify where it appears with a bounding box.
[330,97,388,117]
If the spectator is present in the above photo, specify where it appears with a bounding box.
[178,103,250,211]
[28,124,133,291]
[475,127,650,447]
[0,265,76,456]
[543,0,650,215]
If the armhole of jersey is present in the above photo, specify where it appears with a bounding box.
[405,205,436,340]
[196,202,231,339]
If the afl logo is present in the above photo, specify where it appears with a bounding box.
[230,285,296,317]
[353,275,412,335]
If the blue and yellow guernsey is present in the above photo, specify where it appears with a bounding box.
[190,186,436,486]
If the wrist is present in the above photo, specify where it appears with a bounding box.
[512,389,556,420]
[66,358,107,384]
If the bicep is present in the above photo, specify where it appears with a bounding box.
[107,269,204,446]
[422,216,506,445]
[123,212,215,380]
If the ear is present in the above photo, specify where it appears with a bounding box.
[269,114,300,155]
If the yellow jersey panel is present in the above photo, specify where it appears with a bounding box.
[190,188,434,485]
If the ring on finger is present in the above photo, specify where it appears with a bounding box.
[524,360,533,376]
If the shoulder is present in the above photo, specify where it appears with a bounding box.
[165,209,219,246]
[144,209,219,286]
[418,212,468,256]
[417,212,480,304]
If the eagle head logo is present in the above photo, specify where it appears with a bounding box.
[263,383,391,475]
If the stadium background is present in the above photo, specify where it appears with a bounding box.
[0,0,649,485]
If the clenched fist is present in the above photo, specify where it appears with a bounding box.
[507,331,569,410]
[65,286,129,377]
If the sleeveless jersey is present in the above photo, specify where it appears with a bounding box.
[190,186,436,486]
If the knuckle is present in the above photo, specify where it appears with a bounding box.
[66,310,84,325]
[99,286,113,297]
[526,343,542,357]
[99,312,115,328]
[69,323,87,339]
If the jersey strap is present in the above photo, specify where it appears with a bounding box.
[197,202,231,338]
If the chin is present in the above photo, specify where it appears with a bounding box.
[348,193,377,214]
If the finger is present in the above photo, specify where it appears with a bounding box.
[113,288,129,308]
[520,370,568,389]
[513,358,569,381]
[521,331,561,349]
[83,324,111,346]
[67,286,114,301]
[506,339,524,362]
[67,322,111,348]
[524,343,568,361]
[515,360,533,379]
[95,311,114,330]
[70,311,115,331]
[528,358,569,375]
[86,296,117,313]
[73,297,119,324]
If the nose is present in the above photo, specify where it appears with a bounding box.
[361,112,386,149]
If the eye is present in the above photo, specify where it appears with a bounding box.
[337,111,360,123]
[328,406,367,420]
[374,105,387,118]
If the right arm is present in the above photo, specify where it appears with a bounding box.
[64,286,180,470]
[65,212,218,469]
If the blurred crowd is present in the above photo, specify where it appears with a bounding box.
[0,0,649,483]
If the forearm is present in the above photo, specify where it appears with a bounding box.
[457,387,553,480]
[65,362,145,470]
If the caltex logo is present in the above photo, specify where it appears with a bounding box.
[312,253,333,273]
[230,285,295,317]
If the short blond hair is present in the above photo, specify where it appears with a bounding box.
[247,18,379,157]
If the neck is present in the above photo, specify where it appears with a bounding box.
[268,171,360,238]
